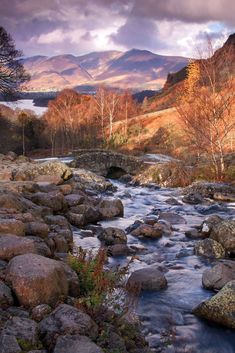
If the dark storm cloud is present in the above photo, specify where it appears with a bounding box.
[131,0,235,25]
[0,0,234,56]
[111,17,167,51]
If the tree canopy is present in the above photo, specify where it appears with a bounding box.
[0,26,29,99]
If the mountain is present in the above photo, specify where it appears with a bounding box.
[23,50,189,92]
[164,33,235,91]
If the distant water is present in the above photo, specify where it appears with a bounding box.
[2,99,47,116]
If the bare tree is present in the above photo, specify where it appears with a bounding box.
[177,37,235,178]
[106,90,119,140]
[95,86,106,142]
[18,111,29,155]
[0,27,29,99]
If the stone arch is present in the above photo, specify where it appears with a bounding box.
[72,151,144,176]
[106,166,127,179]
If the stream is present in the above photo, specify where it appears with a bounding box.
[74,179,235,352]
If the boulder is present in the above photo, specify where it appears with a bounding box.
[98,227,127,246]
[71,205,100,224]
[25,222,49,239]
[107,244,130,257]
[0,192,25,212]
[210,220,235,253]
[202,261,235,290]
[98,198,124,219]
[39,304,98,347]
[31,304,52,322]
[6,254,68,308]
[200,215,223,236]
[66,212,85,227]
[184,182,235,199]
[0,234,37,261]
[58,184,73,195]
[2,316,39,345]
[131,224,164,239]
[185,229,205,239]
[194,238,226,259]
[12,161,72,183]
[127,265,167,291]
[64,194,85,207]
[182,192,204,204]
[143,215,159,225]
[213,192,235,202]
[31,192,66,212]
[71,168,115,192]
[49,233,68,253]
[53,334,104,353]
[0,333,21,353]
[60,263,80,297]
[165,197,181,205]
[45,215,70,228]
[0,280,14,307]
[27,236,52,258]
[193,280,235,328]
[0,219,25,236]
[158,212,186,225]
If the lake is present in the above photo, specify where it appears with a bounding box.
[2,99,48,116]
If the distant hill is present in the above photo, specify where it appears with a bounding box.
[164,33,235,91]
[22,49,189,92]
[148,33,235,111]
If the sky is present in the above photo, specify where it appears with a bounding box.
[1,0,235,58]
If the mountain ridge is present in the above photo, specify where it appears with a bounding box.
[23,49,189,92]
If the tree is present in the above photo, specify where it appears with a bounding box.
[0,27,29,99]
[18,111,28,155]
[106,90,120,141]
[95,86,106,142]
[119,91,137,138]
[177,38,235,179]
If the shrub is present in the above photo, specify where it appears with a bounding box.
[225,165,235,181]
[68,247,136,317]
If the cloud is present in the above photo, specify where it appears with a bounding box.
[111,17,164,51]
[131,0,235,25]
[0,0,234,57]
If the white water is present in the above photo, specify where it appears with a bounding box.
[74,179,235,353]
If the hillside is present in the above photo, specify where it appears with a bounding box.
[22,49,188,92]
[145,33,235,112]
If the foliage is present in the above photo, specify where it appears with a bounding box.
[177,37,235,179]
[105,132,128,149]
[0,26,29,99]
[68,247,134,317]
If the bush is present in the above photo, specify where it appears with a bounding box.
[68,247,135,317]
[225,165,235,181]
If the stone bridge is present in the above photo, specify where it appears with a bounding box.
[71,150,144,177]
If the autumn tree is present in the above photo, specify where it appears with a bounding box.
[119,91,138,138]
[0,27,29,99]
[177,38,235,178]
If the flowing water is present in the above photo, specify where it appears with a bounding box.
[74,179,235,353]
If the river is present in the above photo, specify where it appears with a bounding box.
[74,179,235,353]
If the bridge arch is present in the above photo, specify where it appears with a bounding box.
[71,151,143,177]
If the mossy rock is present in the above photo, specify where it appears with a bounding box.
[193,280,235,328]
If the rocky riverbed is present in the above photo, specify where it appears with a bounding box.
[0,151,234,353]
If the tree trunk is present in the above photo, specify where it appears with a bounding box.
[22,123,25,156]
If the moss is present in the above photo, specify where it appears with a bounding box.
[17,338,43,352]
